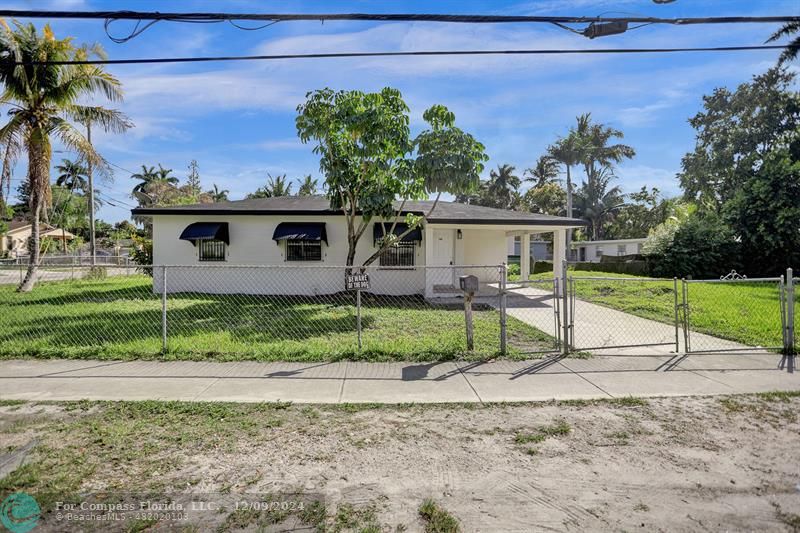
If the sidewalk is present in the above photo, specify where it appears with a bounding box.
[1,353,796,404]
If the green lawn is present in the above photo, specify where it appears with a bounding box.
[0,274,553,361]
[531,271,787,348]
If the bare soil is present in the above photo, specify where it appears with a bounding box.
[1,394,799,532]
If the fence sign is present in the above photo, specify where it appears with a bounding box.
[346,273,370,291]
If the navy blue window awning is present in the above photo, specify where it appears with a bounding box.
[179,222,229,245]
[272,222,328,244]
[373,222,422,243]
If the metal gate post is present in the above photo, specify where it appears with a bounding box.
[787,268,795,356]
[682,279,690,353]
[499,263,507,356]
[562,260,570,354]
[673,277,680,353]
[161,265,168,354]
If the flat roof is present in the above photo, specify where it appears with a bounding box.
[131,196,586,227]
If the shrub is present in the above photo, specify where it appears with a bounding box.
[130,235,153,276]
[507,263,520,277]
[573,261,649,276]
[646,213,740,279]
[84,266,107,280]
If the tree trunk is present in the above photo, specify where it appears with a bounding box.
[17,201,41,292]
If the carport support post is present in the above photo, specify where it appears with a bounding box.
[161,265,168,354]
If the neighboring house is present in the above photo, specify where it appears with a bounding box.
[571,238,646,263]
[1,220,75,258]
[506,236,553,261]
[132,196,584,297]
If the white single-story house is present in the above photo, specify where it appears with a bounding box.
[132,196,584,297]
[506,236,553,261]
[572,238,646,263]
[1,220,75,258]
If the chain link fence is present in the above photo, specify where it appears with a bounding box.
[0,263,795,360]
[0,264,554,360]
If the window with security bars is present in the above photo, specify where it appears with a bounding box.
[286,240,322,261]
[379,241,416,267]
[198,240,226,261]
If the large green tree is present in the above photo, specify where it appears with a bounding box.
[0,21,131,291]
[296,88,486,267]
[605,187,676,240]
[723,147,800,275]
[678,67,800,210]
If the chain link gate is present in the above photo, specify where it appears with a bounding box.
[564,274,681,353]
[682,274,786,354]
[502,276,562,355]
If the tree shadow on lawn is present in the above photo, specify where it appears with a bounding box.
[0,288,545,359]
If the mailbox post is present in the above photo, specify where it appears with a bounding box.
[459,275,479,351]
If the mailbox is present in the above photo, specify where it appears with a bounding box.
[459,274,479,293]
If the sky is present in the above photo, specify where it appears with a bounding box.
[4,0,799,223]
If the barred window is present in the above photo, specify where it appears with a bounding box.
[595,246,604,258]
[617,244,626,255]
[198,240,226,262]
[379,241,416,267]
[286,239,322,261]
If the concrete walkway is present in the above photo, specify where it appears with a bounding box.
[0,354,796,404]
[504,284,756,355]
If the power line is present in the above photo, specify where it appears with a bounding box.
[2,10,798,25]
[13,44,797,66]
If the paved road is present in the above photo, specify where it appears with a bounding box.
[0,267,135,285]
[0,354,795,403]
[503,283,759,356]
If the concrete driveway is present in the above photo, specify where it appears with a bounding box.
[503,283,763,356]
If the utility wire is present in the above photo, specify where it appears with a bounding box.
[2,10,797,24]
[14,44,797,66]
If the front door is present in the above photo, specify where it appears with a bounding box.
[431,229,454,266]
[430,229,455,289]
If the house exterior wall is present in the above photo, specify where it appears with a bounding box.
[506,236,553,260]
[572,238,646,263]
[2,227,32,257]
[151,214,428,296]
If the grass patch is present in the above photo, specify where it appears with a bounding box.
[514,418,571,445]
[418,499,460,533]
[532,271,784,348]
[0,274,552,362]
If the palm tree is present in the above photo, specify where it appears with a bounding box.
[767,21,800,65]
[574,167,625,240]
[548,128,585,223]
[485,164,521,210]
[131,165,157,194]
[0,21,131,291]
[54,159,88,193]
[131,164,177,195]
[247,173,293,199]
[297,174,318,196]
[207,183,229,202]
[524,155,560,189]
